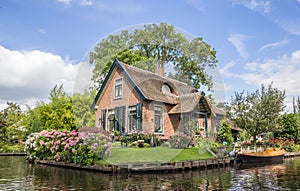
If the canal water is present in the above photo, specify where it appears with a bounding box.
[1,156,300,190]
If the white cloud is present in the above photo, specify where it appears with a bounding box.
[224,50,300,112]
[80,0,93,6]
[56,0,72,6]
[228,34,251,59]
[278,18,300,36]
[0,45,79,110]
[233,0,272,13]
[259,39,288,51]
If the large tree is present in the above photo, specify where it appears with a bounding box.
[226,83,286,148]
[89,23,217,90]
[25,85,76,133]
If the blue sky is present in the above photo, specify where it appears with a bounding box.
[0,0,300,111]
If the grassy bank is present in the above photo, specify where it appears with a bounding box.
[97,147,214,165]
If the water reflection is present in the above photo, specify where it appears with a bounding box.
[1,156,300,190]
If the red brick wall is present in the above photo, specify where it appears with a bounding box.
[95,67,141,128]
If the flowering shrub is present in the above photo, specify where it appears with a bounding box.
[82,133,112,159]
[25,130,99,165]
[119,131,160,147]
[166,132,191,149]
[264,137,297,152]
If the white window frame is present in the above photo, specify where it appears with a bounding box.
[154,105,164,134]
[114,78,123,99]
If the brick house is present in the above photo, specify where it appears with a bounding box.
[92,59,215,139]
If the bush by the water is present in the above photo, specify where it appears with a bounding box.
[25,130,112,165]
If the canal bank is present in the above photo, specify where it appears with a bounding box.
[34,151,300,173]
[36,157,231,173]
[1,151,300,173]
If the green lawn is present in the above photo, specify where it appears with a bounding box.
[98,147,215,165]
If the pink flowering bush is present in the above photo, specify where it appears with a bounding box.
[25,130,97,165]
[82,133,112,159]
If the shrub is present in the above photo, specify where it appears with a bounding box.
[24,130,99,165]
[167,132,191,149]
[82,133,112,159]
[195,137,220,153]
[216,119,234,146]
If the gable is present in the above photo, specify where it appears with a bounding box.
[92,60,146,108]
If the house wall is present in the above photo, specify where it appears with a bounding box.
[142,100,177,139]
[95,67,142,129]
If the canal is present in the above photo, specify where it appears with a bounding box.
[1,156,300,190]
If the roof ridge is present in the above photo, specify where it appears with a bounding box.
[119,61,194,88]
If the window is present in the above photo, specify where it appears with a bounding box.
[128,106,137,131]
[162,84,172,94]
[114,78,123,99]
[128,104,143,132]
[154,105,164,134]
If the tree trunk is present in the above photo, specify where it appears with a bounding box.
[253,133,257,152]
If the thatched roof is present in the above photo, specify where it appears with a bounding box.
[168,92,214,117]
[94,59,213,116]
[121,62,195,104]
[211,105,226,116]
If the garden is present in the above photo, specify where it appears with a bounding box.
[24,129,221,166]
[24,117,300,166]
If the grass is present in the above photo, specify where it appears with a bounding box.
[97,147,215,165]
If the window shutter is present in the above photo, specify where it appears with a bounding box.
[101,109,106,130]
[114,107,119,132]
[120,106,125,133]
[136,103,142,131]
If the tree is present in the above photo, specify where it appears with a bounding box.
[217,119,234,146]
[226,83,285,148]
[72,90,96,128]
[1,102,25,144]
[24,85,76,133]
[275,113,300,143]
[293,96,300,114]
[89,23,217,90]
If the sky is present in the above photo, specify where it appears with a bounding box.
[0,0,300,112]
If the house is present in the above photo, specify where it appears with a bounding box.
[92,59,215,139]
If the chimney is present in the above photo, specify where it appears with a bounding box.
[155,63,164,77]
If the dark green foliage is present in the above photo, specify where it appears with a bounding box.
[276,113,300,143]
[217,119,234,145]
[90,23,217,90]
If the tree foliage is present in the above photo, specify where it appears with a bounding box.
[276,113,300,143]
[72,90,96,128]
[1,102,25,144]
[25,85,76,133]
[226,83,286,146]
[217,119,234,145]
[89,23,217,90]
